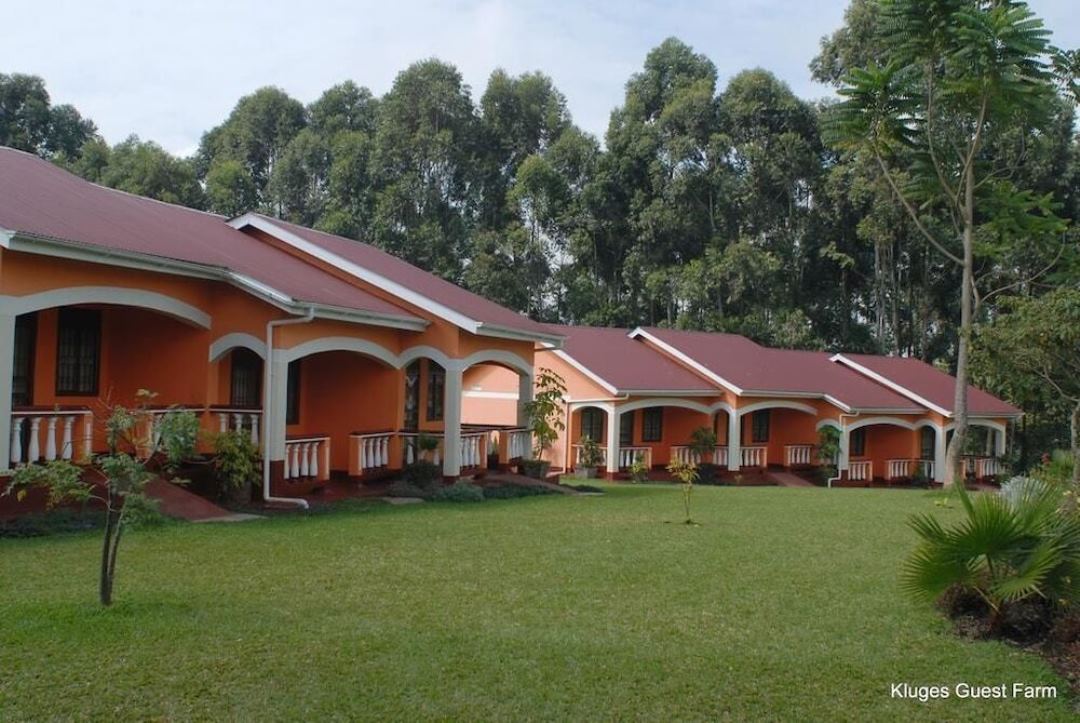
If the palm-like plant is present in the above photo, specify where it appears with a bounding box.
[902,479,1080,624]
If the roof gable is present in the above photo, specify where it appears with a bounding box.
[0,147,423,327]
[832,353,1022,417]
[230,213,564,345]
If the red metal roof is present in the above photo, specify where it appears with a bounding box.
[0,147,421,321]
[547,325,717,393]
[242,214,560,340]
[634,327,925,411]
[835,354,1021,417]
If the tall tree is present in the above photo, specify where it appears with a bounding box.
[197,87,307,214]
[369,60,480,279]
[827,0,1069,483]
[0,73,97,159]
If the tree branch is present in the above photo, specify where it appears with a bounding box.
[874,153,964,266]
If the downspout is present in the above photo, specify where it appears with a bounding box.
[828,412,861,489]
[263,307,316,509]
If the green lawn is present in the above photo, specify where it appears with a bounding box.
[0,485,1072,721]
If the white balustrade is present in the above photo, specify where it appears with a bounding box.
[740,446,767,468]
[886,459,912,480]
[215,409,262,446]
[618,446,651,470]
[460,432,485,469]
[284,436,330,481]
[975,457,1002,479]
[670,445,727,466]
[848,460,873,481]
[573,443,607,467]
[352,432,392,476]
[401,434,442,466]
[918,459,934,479]
[506,429,532,460]
[784,444,813,467]
[10,410,93,465]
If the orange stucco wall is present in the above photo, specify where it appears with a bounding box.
[462,364,520,426]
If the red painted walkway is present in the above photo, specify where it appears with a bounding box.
[145,479,235,521]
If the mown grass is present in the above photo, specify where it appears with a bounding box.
[0,485,1072,721]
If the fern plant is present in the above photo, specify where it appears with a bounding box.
[902,479,1080,625]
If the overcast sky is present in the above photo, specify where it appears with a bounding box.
[2,1,1076,156]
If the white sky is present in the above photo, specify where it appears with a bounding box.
[3,0,1077,156]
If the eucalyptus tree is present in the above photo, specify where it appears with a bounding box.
[827,0,1069,483]
[0,73,97,160]
[197,86,307,214]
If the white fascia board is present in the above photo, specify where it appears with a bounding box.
[830,353,952,417]
[620,389,718,397]
[8,232,428,332]
[628,327,744,395]
[231,213,481,329]
[550,349,619,395]
[0,227,13,249]
[476,322,566,347]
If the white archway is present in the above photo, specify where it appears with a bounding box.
[279,336,400,368]
[398,345,456,371]
[735,400,817,418]
[0,286,211,328]
[460,349,533,377]
[616,397,713,416]
[209,332,267,362]
[846,416,919,432]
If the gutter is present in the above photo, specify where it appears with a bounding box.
[262,308,317,509]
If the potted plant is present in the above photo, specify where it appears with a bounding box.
[578,436,603,479]
[520,368,567,479]
[688,426,719,484]
[629,452,650,483]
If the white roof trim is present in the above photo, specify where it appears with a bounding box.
[550,349,619,395]
[830,354,952,417]
[628,327,745,395]
[5,231,427,332]
[230,213,560,344]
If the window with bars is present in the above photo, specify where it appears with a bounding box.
[13,313,37,407]
[642,408,663,442]
[751,410,770,443]
[920,427,935,460]
[426,361,445,422]
[286,361,301,425]
[56,309,101,396]
[619,411,634,446]
[851,428,866,457]
[580,408,604,441]
[230,348,263,408]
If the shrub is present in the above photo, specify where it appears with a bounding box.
[432,481,484,503]
[402,461,441,489]
[903,478,1080,630]
[212,431,260,502]
[697,462,721,485]
[482,482,555,499]
[579,436,604,469]
[666,459,700,525]
[385,480,431,499]
[628,453,650,483]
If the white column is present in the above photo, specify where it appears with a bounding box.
[442,363,464,478]
[0,313,14,472]
[267,359,289,464]
[516,372,533,427]
[933,424,947,484]
[727,411,740,471]
[605,405,620,474]
[994,426,1006,457]
[838,427,850,474]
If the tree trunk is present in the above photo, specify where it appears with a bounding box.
[99,500,119,606]
[1072,400,1080,487]
[945,165,976,487]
